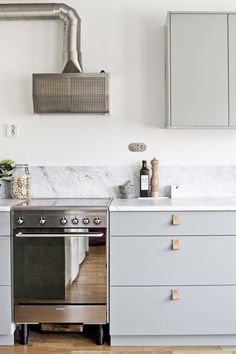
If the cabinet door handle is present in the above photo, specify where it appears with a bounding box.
[172,239,180,250]
[172,214,180,225]
[171,288,180,300]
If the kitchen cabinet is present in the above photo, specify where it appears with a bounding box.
[229,14,236,126]
[109,209,236,346]
[0,211,14,345]
[166,13,228,128]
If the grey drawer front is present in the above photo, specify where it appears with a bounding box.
[0,212,10,236]
[110,286,236,335]
[110,211,236,236]
[0,286,12,334]
[110,236,236,286]
[0,237,10,285]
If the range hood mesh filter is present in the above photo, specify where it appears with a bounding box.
[33,73,109,114]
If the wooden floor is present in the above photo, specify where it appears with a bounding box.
[1,329,236,354]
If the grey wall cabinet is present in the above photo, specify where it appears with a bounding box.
[229,15,236,126]
[166,13,230,128]
[110,210,236,346]
[0,212,14,345]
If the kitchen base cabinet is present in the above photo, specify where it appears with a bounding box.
[0,211,14,345]
[110,210,236,346]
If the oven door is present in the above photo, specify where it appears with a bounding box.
[13,228,107,306]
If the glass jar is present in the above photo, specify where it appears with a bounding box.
[11,164,31,199]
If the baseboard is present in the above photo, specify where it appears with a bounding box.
[110,335,236,346]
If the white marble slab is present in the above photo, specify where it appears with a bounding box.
[109,197,236,211]
[29,166,139,198]
[2,165,236,199]
[28,165,236,199]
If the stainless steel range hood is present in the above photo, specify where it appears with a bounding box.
[33,72,109,114]
[0,3,109,114]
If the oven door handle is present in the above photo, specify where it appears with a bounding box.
[15,232,104,238]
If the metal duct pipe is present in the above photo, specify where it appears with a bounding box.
[0,3,82,73]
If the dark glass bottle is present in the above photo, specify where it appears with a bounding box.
[140,160,149,197]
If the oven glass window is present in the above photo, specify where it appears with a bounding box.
[14,229,106,305]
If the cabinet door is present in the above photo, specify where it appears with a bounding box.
[0,237,10,285]
[169,13,228,127]
[0,287,12,334]
[0,212,10,236]
[229,15,236,126]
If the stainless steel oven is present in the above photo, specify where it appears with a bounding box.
[11,198,111,345]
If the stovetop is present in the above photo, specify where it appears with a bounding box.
[12,198,112,210]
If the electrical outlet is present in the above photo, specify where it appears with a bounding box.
[6,123,19,138]
[170,185,185,199]
[128,143,147,152]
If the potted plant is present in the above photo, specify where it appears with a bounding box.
[0,160,15,197]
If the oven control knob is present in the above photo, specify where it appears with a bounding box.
[72,217,79,225]
[82,217,90,225]
[60,217,68,225]
[93,217,101,225]
[17,216,24,225]
[39,217,46,225]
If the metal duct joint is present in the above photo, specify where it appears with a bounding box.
[0,3,109,114]
[0,3,82,73]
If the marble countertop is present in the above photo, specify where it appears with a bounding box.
[3,197,236,212]
[0,199,19,211]
[109,197,236,211]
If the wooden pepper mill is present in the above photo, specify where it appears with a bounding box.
[150,157,159,198]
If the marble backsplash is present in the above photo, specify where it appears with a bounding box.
[2,165,236,199]
[1,165,234,199]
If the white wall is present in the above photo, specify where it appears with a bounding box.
[1,0,236,166]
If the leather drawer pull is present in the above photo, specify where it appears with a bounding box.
[172,239,180,250]
[172,214,180,225]
[171,289,180,300]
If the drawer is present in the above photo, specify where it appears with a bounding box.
[110,236,236,286]
[0,237,11,285]
[110,211,236,236]
[0,287,12,334]
[15,305,106,324]
[110,286,236,335]
[0,212,10,236]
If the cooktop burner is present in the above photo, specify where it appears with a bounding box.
[13,198,112,209]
